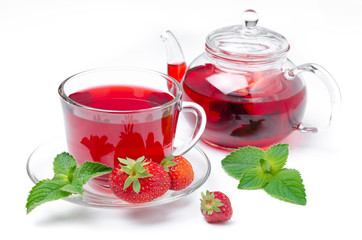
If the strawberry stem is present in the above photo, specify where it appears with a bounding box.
[200,190,224,215]
[118,157,152,193]
[160,155,179,172]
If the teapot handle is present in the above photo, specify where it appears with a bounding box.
[284,63,342,133]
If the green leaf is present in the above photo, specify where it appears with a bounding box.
[118,157,132,166]
[260,159,271,173]
[221,146,265,179]
[53,152,77,182]
[238,166,271,189]
[60,182,84,195]
[124,176,135,190]
[26,152,114,214]
[117,156,152,193]
[136,156,145,162]
[133,179,141,193]
[264,144,289,174]
[200,190,224,215]
[263,168,306,205]
[160,156,179,172]
[60,162,112,195]
[74,161,113,185]
[26,179,72,214]
[134,162,143,172]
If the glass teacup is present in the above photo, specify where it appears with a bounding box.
[58,67,206,187]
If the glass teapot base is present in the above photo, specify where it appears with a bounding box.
[201,138,278,151]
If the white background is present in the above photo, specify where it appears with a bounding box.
[1,0,361,239]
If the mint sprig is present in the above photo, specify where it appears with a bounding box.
[221,144,307,205]
[26,152,113,214]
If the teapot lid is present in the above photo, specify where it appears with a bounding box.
[206,10,290,62]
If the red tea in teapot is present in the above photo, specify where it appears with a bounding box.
[181,64,307,149]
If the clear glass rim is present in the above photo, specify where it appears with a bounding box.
[58,66,182,114]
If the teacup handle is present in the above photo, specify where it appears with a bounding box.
[172,101,206,155]
[284,63,342,133]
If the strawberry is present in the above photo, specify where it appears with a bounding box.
[200,190,233,223]
[161,155,194,191]
[109,156,171,203]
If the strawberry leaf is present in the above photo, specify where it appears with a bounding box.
[136,156,145,162]
[118,158,132,166]
[124,176,135,190]
[118,156,152,193]
[200,190,224,215]
[133,179,141,193]
[160,156,179,172]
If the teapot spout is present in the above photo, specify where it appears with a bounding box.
[161,30,187,82]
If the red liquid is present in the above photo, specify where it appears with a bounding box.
[168,62,187,83]
[182,64,307,149]
[63,85,178,174]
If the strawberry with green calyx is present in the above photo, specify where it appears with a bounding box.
[109,156,171,203]
[200,190,233,223]
[161,155,194,191]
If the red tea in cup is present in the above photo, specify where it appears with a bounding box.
[59,67,206,187]
[66,85,176,166]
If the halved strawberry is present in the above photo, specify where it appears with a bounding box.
[161,155,194,191]
[109,156,170,203]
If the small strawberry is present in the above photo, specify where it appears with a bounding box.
[200,190,233,223]
[109,156,170,203]
[161,155,194,191]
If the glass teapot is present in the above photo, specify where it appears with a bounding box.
[161,10,341,149]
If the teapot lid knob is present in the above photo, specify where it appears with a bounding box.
[242,9,259,28]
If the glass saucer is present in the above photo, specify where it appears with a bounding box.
[26,137,211,209]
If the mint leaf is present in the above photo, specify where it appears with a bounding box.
[74,161,113,185]
[238,166,271,189]
[26,153,113,214]
[221,146,265,179]
[222,144,307,206]
[60,159,113,195]
[26,179,72,214]
[264,144,289,174]
[53,152,77,182]
[260,159,271,173]
[263,168,306,205]
[60,178,84,195]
